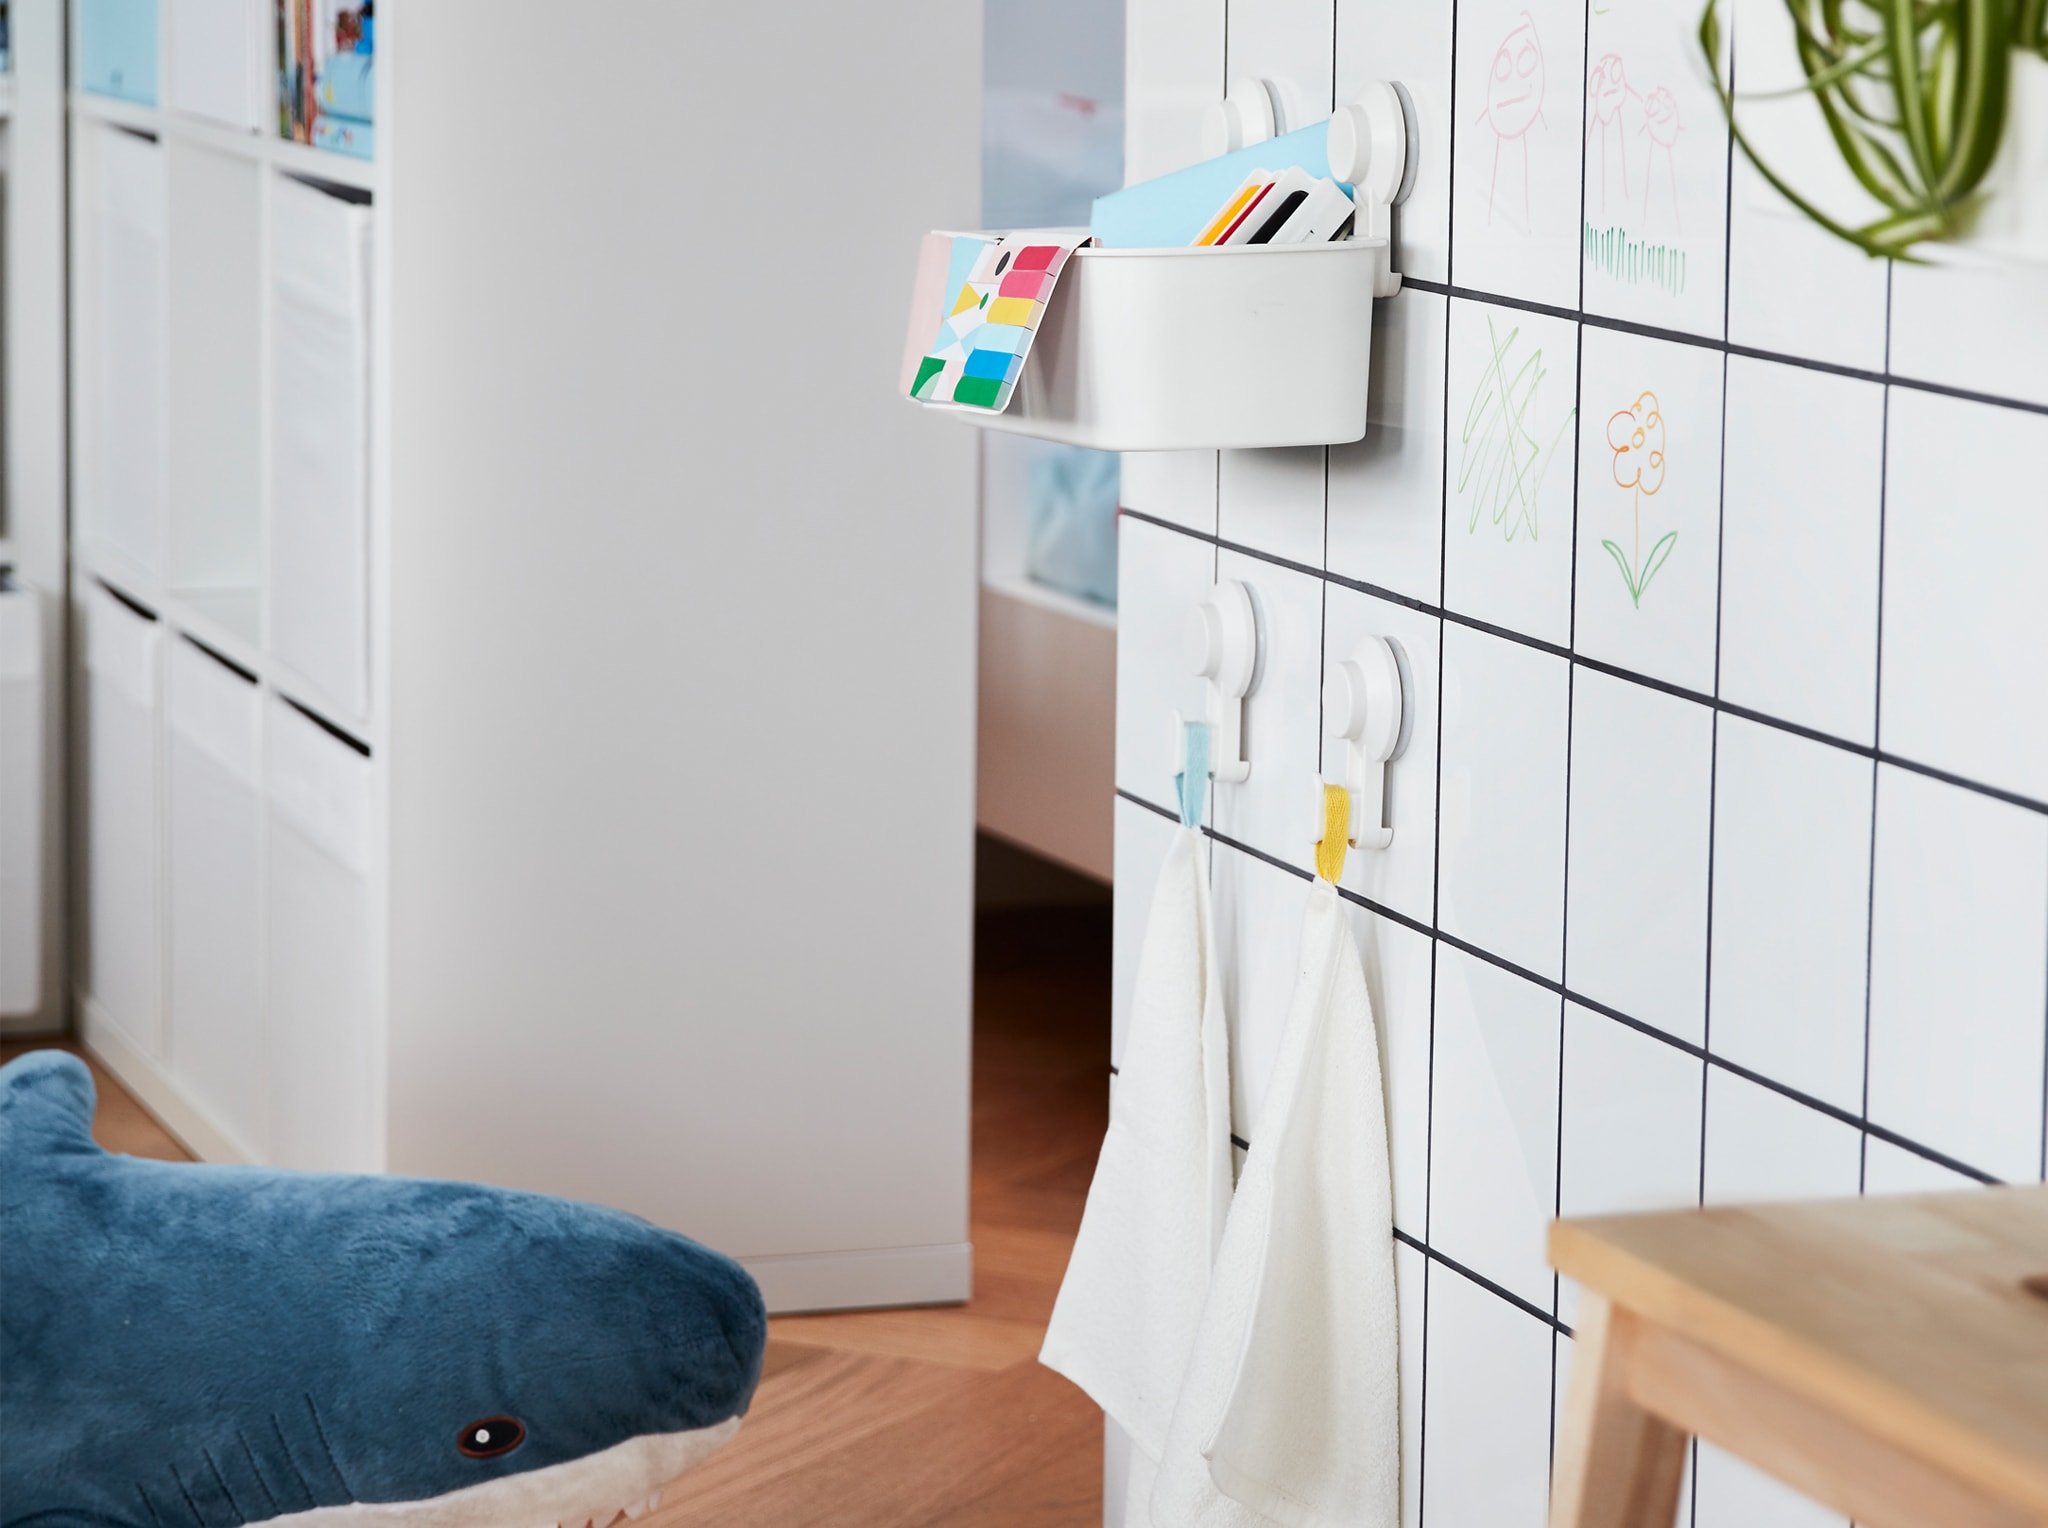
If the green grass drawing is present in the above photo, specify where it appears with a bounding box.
[1584,224,1688,295]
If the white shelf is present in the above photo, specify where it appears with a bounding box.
[167,586,260,669]
[0,75,17,119]
[69,90,377,192]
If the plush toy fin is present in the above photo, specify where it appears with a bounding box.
[0,1051,102,1157]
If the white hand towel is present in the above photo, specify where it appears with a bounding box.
[1041,824,1234,1497]
[1152,878,1399,1528]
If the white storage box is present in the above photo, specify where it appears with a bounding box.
[86,126,168,579]
[266,694,375,1172]
[961,238,1380,452]
[167,637,265,1158]
[83,583,164,1056]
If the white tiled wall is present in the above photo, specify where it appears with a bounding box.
[1111,0,2048,1523]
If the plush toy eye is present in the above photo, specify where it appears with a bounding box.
[458,1417,526,1458]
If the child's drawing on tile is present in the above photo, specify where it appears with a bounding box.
[1458,315,1576,544]
[1452,0,1584,306]
[1479,14,1548,234]
[1601,391,1672,606]
[1579,6,1726,332]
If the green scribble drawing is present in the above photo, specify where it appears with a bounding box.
[1602,389,1672,607]
[1458,316,1577,544]
[1584,224,1687,295]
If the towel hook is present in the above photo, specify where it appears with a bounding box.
[1174,579,1257,791]
[1315,635,1406,855]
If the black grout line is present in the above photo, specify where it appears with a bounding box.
[1119,506,2048,820]
[1401,276,2048,418]
[1396,1227,1573,1337]
[1118,784,2005,1187]
[1862,269,1893,1193]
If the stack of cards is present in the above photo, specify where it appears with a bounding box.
[909,231,1089,413]
[1191,169,1355,247]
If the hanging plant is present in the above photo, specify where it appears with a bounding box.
[1700,0,2048,260]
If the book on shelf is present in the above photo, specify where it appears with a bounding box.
[277,0,373,159]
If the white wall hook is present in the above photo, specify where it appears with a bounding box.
[1202,76,1283,158]
[1178,580,1257,784]
[1319,635,1405,851]
[1326,80,1418,298]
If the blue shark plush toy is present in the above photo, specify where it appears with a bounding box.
[0,1051,766,1528]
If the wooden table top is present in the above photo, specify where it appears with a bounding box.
[1551,1186,2048,1516]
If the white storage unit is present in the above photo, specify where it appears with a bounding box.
[68,0,983,1315]
[1,0,72,1038]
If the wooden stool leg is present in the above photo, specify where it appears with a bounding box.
[1551,1293,1691,1528]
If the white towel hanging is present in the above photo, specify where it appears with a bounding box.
[1152,870,1400,1528]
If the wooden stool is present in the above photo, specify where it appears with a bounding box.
[1549,1185,2048,1528]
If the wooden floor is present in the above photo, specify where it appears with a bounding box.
[1,904,1111,1526]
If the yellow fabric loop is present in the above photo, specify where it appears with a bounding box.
[1315,783,1350,885]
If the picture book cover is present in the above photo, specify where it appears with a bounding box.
[909,230,1087,414]
[278,0,373,159]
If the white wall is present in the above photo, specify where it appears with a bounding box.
[382,2,983,1310]
[1115,0,2048,1523]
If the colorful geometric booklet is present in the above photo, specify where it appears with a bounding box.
[904,229,1089,414]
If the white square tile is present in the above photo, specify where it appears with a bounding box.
[1450,0,1586,307]
[1337,0,1452,283]
[1560,1002,1702,1214]
[1351,905,1436,1235]
[1124,0,1225,185]
[1696,1441,1846,1528]
[1581,0,1730,339]
[1218,447,1327,570]
[1121,451,1218,536]
[1114,515,1216,804]
[1879,388,2048,804]
[1565,670,1714,1045]
[1443,296,1580,649]
[1702,1069,1862,1207]
[1212,552,1327,870]
[1322,587,1440,926]
[1574,326,1725,694]
[1225,0,1335,132]
[1423,1265,1557,1528]
[1393,1238,1426,1528]
[1429,944,1562,1310]
[1327,288,1447,607]
[1708,717,1873,1112]
[1213,842,1313,1138]
[1891,257,2048,411]
[1439,623,1571,980]
[1112,794,1190,1066]
[1866,765,2048,1184]
[1720,0,1889,371]
[1718,357,1884,744]
[1862,1136,1987,1196]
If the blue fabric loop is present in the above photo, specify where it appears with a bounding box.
[1175,721,1211,829]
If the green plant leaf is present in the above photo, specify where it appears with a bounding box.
[1637,531,1680,598]
[1600,539,1642,606]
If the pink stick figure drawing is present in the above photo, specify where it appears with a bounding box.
[1586,54,1640,221]
[1479,13,1547,232]
[1640,86,1683,234]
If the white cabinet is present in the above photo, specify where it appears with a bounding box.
[82,583,162,1056]
[265,694,375,1171]
[83,124,166,583]
[0,584,45,1017]
[166,636,264,1157]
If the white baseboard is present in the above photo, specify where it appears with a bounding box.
[742,1240,974,1315]
[79,994,253,1165]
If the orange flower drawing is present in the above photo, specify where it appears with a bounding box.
[1601,391,1673,606]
